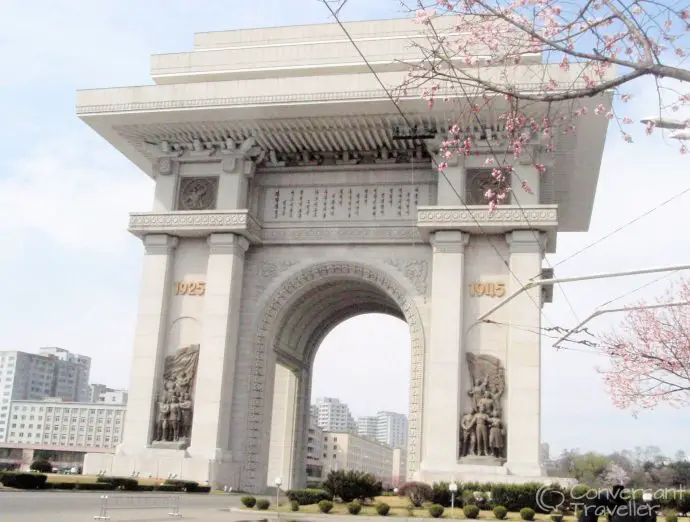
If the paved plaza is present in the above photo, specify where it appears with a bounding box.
[0,491,249,521]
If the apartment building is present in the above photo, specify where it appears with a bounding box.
[313,397,357,433]
[0,349,92,442]
[321,431,399,487]
[5,398,125,449]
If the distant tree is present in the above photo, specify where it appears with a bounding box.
[29,460,52,473]
[598,279,690,410]
[322,470,382,502]
[603,462,630,486]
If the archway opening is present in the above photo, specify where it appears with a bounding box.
[262,273,419,491]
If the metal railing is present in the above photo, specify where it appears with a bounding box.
[93,494,182,520]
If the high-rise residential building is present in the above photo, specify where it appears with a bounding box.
[0,349,92,442]
[376,411,408,449]
[39,347,92,403]
[90,384,128,405]
[357,416,378,440]
[306,415,324,484]
[313,397,357,433]
[4,398,126,449]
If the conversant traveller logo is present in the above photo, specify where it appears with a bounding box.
[535,485,680,516]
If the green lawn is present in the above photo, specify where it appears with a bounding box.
[44,473,160,486]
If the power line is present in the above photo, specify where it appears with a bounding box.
[320,1,555,326]
[548,186,690,272]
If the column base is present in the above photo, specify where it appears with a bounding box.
[82,448,240,490]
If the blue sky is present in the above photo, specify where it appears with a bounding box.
[1,0,689,460]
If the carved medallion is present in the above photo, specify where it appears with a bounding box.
[177,177,218,211]
[466,170,512,205]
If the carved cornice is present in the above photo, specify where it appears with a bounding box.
[207,233,250,256]
[430,231,470,254]
[506,230,548,254]
[417,205,558,253]
[142,234,178,255]
[129,210,262,244]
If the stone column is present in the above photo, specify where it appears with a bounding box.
[266,365,298,489]
[420,230,469,471]
[510,147,540,205]
[217,139,259,209]
[505,230,546,476]
[290,367,310,489]
[152,158,179,211]
[121,234,178,452]
[187,233,249,460]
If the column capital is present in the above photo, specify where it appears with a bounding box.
[207,233,250,255]
[506,230,547,254]
[143,234,178,255]
[430,231,470,253]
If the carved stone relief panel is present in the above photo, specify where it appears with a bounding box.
[176,176,219,211]
[466,170,512,205]
[384,259,429,302]
[260,183,434,222]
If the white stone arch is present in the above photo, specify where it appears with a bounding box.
[243,260,425,491]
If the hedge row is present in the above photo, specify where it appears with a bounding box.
[414,482,685,514]
[286,488,334,505]
[0,472,210,493]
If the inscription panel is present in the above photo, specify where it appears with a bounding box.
[261,184,434,222]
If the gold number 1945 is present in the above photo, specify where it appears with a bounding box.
[469,282,505,298]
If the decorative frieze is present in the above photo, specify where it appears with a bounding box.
[417,205,558,252]
[128,210,262,243]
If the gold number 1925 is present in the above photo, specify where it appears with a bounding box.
[174,281,206,296]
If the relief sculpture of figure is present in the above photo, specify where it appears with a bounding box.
[474,404,490,456]
[460,353,507,460]
[153,344,200,444]
[460,409,477,457]
[179,392,193,439]
[489,416,505,458]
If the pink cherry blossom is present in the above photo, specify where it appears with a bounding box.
[598,279,690,410]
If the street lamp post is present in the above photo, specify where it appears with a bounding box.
[449,482,458,517]
[274,477,282,510]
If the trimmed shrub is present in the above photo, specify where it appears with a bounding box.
[96,476,138,491]
[0,471,48,489]
[428,504,445,518]
[164,479,199,491]
[75,482,114,491]
[290,500,300,512]
[137,485,155,492]
[191,485,211,493]
[318,500,334,513]
[286,488,333,505]
[550,509,564,522]
[464,504,480,519]
[431,482,453,507]
[322,470,382,502]
[241,495,257,508]
[493,505,508,520]
[399,481,434,507]
[348,500,362,515]
[521,507,536,521]
[155,484,181,492]
[256,499,270,510]
[406,503,416,516]
[665,511,679,522]
[376,502,391,516]
[29,460,53,473]
[50,481,77,490]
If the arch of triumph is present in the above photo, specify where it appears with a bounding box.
[77,18,608,491]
